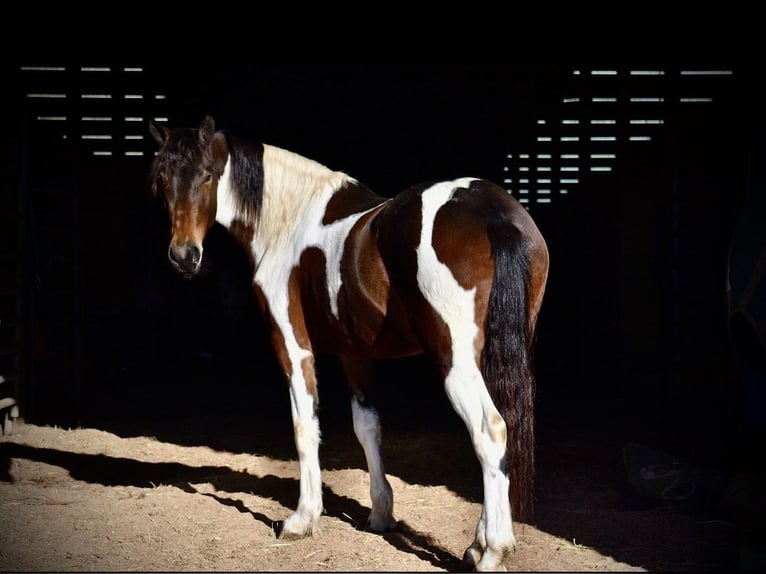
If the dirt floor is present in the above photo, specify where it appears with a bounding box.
[0,388,748,572]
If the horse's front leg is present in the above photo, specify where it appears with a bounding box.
[273,331,324,539]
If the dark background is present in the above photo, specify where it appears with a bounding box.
[3,58,764,476]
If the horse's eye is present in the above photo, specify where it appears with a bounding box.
[202,172,213,184]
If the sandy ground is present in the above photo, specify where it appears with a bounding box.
[0,406,741,572]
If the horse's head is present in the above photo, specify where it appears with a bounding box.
[149,114,227,275]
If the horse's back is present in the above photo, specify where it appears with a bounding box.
[305,177,547,359]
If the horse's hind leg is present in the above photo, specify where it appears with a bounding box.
[444,360,515,571]
[340,357,396,532]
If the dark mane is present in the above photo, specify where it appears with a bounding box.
[223,132,265,219]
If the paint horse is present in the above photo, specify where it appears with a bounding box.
[149,115,549,571]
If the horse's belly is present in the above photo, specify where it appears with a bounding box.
[312,329,422,359]
[308,293,423,358]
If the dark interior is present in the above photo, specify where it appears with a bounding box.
[2,58,764,569]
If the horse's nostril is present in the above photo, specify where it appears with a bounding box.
[168,243,201,273]
[168,245,181,265]
[188,244,201,265]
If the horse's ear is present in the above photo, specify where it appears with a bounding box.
[149,121,169,146]
[198,114,216,147]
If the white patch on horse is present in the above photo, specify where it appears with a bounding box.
[215,157,236,228]
[351,396,395,531]
[416,177,480,346]
[415,178,515,567]
[218,145,379,319]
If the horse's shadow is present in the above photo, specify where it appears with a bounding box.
[0,442,464,572]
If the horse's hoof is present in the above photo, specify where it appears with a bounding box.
[462,543,482,570]
[462,544,511,571]
[277,529,308,541]
[277,515,319,540]
[368,514,398,533]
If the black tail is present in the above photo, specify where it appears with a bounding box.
[481,221,535,523]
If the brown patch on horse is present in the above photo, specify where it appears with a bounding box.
[252,282,270,317]
[338,357,377,405]
[431,199,495,292]
[256,268,319,402]
[428,187,497,362]
[300,353,319,406]
[292,242,404,358]
[229,218,256,268]
[526,234,550,333]
[287,263,318,398]
[267,320,293,382]
[323,181,387,224]
[336,209,391,346]
[252,282,294,382]
[295,246,339,340]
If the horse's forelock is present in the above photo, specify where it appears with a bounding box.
[150,129,208,182]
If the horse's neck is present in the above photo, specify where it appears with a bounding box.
[262,143,350,213]
[216,143,353,250]
[259,144,353,249]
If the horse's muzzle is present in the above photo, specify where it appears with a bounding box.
[168,242,202,274]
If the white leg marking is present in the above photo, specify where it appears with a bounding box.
[351,397,395,531]
[280,356,323,538]
[416,178,515,570]
[444,364,514,570]
[257,280,322,538]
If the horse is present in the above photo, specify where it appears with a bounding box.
[148,114,549,571]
